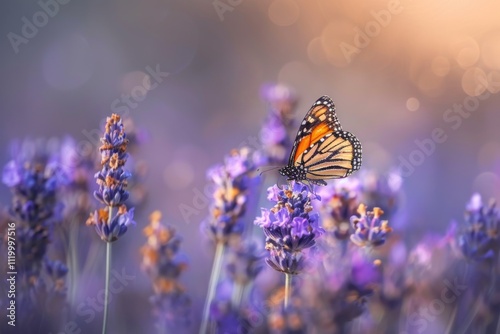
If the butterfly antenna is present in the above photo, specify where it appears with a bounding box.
[257,165,282,176]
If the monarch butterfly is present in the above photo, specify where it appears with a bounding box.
[279,95,362,186]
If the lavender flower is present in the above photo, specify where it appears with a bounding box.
[268,304,307,334]
[3,156,65,228]
[210,299,252,334]
[2,138,68,331]
[358,170,402,219]
[141,211,191,331]
[59,136,97,219]
[299,253,375,332]
[254,182,324,275]
[315,178,362,240]
[87,114,134,243]
[94,114,130,207]
[86,205,135,242]
[260,84,297,164]
[204,147,259,244]
[2,139,66,274]
[325,282,372,327]
[264,285,308,333]
[350,204,392,248]
[39,259,69,311]
[226,242,264,286]
[260,84,297,128]
[458,193,500,261]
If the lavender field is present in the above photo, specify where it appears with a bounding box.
[1,1,500,334]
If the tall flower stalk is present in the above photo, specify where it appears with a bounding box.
[200,147,259,334]
[254,182,324,309]
[86,114,135,334]
[2,139,68,332]
[456,194,500,333]
[59,136,98,308]
[141,211,191,333]
[259,84,297,165]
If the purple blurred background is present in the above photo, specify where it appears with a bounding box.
[1,0,500,331]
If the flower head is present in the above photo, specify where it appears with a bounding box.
[58,136,97,218]
[260,84,297,164]
[315,178,361,240]
[458,193,500,261]
[3,157,65,228]
[350,204,392,248]
[268,304,306,334]
[260,83,297,126]
[359,170,402,219]
[141,211,191,330]
[226,242,264,286]
[204,147,260,244]
[86,205,135,242]
[94,114,130,207]
[88,114,135,243]
[254,182,324,275]
[2,138,66,272]
[2,138,68,329]
[209,298,252,334]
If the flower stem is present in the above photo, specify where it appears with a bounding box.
[102,207,113,334]
[284,273,292,308]
[68,216,80,308]
[231,282,245,308]
[200,242,225,334]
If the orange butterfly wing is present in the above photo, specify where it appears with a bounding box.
[280,95,362,185]
[289,96,341,166]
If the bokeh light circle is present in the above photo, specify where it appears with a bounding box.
[449,35,480,69]
[461,66,488,96]
[481,32,500,70]
[406,97,420,111]
[472,172,500,200]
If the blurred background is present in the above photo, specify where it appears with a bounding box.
[1,0,500,332]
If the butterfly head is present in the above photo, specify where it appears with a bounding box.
[279,165,306,181]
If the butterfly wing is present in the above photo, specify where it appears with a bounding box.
[287,96,342,166]
[285,95,362,184]
[295,130,362,182]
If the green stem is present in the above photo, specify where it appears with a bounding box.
[102,207,113,334]
[284,273,292,309]
[199,242,225,334]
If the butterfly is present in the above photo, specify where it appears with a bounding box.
[279,95,362,186]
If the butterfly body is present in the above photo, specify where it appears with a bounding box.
[278,96,362,185]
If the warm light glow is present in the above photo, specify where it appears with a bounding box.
[268,0,300,27]
[406,97,420,111]
[431,56,451,77]
[461,67,488,96]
